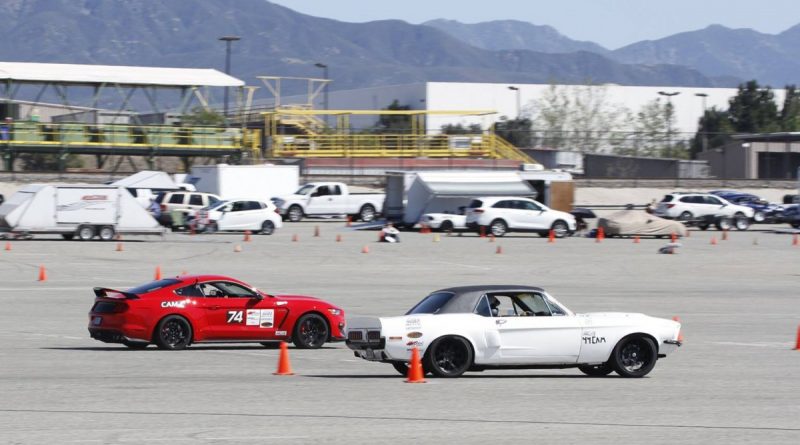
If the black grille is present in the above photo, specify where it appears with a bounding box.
[348,331,363,341]
[367,330,381,341]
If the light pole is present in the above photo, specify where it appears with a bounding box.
[658,91,680,156]
[695,93,709,154]
[219,36,241,119]
[508,86,521,119]
[315,63,329,126]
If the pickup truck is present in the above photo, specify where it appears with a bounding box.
[272,182,384,222]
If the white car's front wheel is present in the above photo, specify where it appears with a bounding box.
[610,335,658,378]
[489,219,507,237]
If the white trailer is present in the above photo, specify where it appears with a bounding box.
[189,164,300,203]
[0,185,164,240]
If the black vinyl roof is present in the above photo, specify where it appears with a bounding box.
[431,285,545,314]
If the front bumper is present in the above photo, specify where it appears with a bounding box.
[660,339,682,356]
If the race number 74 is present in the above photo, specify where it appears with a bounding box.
[227,310,243,323]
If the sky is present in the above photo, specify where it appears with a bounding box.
[268,0,800,49]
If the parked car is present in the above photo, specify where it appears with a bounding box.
[465,196,577,238]
[155,191,221,229]
[88,275,346,350]
[709,190,779,223]
[654,192,754,230]
[775,204,800,229]
[420,213,467,232]
[598,210,687,238]
[195,199,282,235]
[346,285,681,378]
[272,182,384,222]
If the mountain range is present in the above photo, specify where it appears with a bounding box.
[0,0,796,99]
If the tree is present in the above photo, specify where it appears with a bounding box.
[375,100,412,133]
[780,85,800,131]
[690,107,735,159]
[441,123,482,134]
[18,152,83,171]
[727,81,779,133]
[181,106,225,126]
[494,116,532,148]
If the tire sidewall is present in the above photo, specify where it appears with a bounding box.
[552,220,568,238]
[423,336,473,378]
[288,206,303,222]
[359,205,376,222]
[490,219,507,237]
[611,335,657,378]
[292,313,329,349]
[261,220,275,235]
[99,226,115,241]
[155,315,192,350]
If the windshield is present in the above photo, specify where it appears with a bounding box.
[128,278,181,295]
[406,292,455,315]
[202,200,229,211]
[295,185,315,195]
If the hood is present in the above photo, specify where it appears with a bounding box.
[273,293,322,303]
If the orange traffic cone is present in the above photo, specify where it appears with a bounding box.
[243,230,251,242]
[181,270,188,276]
[633,235,640,244]
[722,229,728,241]
[671,232,677,243]
[672,316,684,343]
[273,341,294,375]
[596,226,605,242]
[489,234,495,243]
[292,234,299,242]
[5,241,11,251]
[37,265,47,282]
[710,236,717,245]
[346,216,352,227]
[336,234,342,243]
[154,266,162,280]
[479,226,486,238]
[793,234,798,246]
[361,245,370,254]
[233,244,242,253]
[405,347,426,383]
[378,231,385,242]
[314,226,320,237]
[548,230,555,243]
[115,242,124,252]
[495,245,503,254]
[793,325,800,350]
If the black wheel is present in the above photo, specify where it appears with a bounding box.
[578,363,614,377]
[423,336,473,378]
[439,220,454,232]
[715,217,732,231]
[292,313,329,349]
[792,223,800,229]
[610,335,658,378]
[61,234,75,240]
[77,225,95,241]
[260,342,281,349]
[359,204,376,222]
[98,226,115,241]
[678,211,693,222]
[753,211,765,223]
[260,220,275,235]
[154,315,192,350]
[287,205,303,222]
[697,223,709,231]
[489,219,507,237]
[551,220,569,238]
[391,362,410,376]
[122,340,149,349]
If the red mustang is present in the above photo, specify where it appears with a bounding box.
[88,275,346,350]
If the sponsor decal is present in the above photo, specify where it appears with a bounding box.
[246,309,275,328]
[582,335,606,344]
[388,336,403,341]
[405,317,421,329]
[406,340,424,347]
[275,330,287,336]
[226,310,244,324]
[161,299,194,309]
[407,331,423,339]
[82,195,108,201]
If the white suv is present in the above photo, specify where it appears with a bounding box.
[465,197,577,237]
[195,199,283,235]
[654,192,754,224]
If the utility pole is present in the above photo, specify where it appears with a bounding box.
[695,93,709,154]
[315,63,329,126]
[219,36,241,119]
[508,86,521,119]
[658,91,680,156]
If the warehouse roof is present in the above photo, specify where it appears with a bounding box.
[0,61,244,88]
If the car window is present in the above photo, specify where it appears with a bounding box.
[168,194,184,204]
[516,293,553,316]
[208,196,220,205]
[474,295,492,317]
[314,186,330,197]
[200,282,257,298]
[660,195,674,203]
[128,278,181,295]
[189,194,203,206]
[679,196,692,203]
[520,201,541,211]
[175,284,204,297]
[493,200,512,209]
[296,185,314,195]
[406,292,455,315]
[331,185,342,195]
[705,196,722,205]
[486,294,519,316]
[469,200,483,208]
[231,201,246,212]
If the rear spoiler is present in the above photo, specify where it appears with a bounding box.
[93,287,139,300]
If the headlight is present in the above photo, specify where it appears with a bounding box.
[327,308,342,316]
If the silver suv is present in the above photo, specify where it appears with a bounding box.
[654,192,754,230]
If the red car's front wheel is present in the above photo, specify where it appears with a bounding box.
[293,313,329,349]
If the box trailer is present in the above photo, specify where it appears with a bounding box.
[0,184,165,240]
[189,164,300,203]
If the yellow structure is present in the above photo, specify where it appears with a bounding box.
[262,108,536,163]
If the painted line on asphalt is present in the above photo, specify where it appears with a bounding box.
[1,408,797,433]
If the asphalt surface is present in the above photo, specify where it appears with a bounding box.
[0,222,798,444]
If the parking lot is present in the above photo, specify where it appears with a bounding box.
[1,222,798,444]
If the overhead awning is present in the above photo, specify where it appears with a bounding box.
[0,61,244,88]
[414,172,535,198]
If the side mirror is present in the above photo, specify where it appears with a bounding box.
[252,293,264,300]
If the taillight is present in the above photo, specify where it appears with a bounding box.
[666,204,675,209]
[160,204,167,211]
[473,209,485,214]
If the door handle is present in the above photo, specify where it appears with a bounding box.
[495,319,507,325]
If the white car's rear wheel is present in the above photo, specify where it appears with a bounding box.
[260,220,275,235]
[423,336,473,378]
[610,335,657,378]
